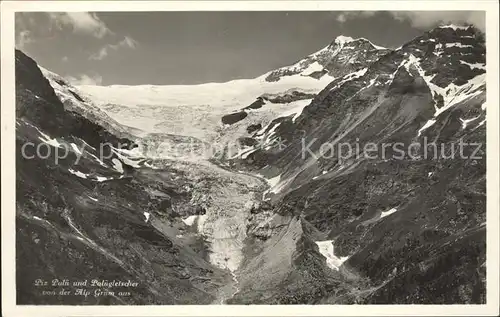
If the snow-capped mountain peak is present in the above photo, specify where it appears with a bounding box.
[333,35,386,50]
[265,35,390,82]
[438,23,472,31]
[334,35,355,45]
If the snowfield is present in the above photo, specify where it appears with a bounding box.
[315,240,349,271]
[76,71,333,146]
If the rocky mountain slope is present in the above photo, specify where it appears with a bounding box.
[16,49,265,304]
[228,24,486,304]
[15,24,486,305]
[264,35,389,82]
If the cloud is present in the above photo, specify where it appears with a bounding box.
[90,48,109,61]
[15,12,118,53]
[16,30,33,50]
[390,11,485,31]
[89,36,138,60]
[336,11,376,23]
[16,13,36,32]
[15,12,137,62]
[66,74,103,85]
[48,12,112,38]
[336,11,485,32]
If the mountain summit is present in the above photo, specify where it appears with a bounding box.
[264,35,390,82]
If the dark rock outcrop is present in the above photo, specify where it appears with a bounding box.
[221,111,248,125]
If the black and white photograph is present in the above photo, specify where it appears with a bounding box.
[1,1,499,316]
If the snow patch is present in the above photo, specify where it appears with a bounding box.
[182,215,199,226]
[273,99,313,123]
[111,146,143,168]
[313,170,329,180]
[406,55,485,124]
[266,174,281,188]
[270,178,291,195]
[68,168,88,179]
[70,143,83,155]
[459,60,486,70]
[144,161,159,169]
[112,158,124,173]
[38,131,63,148]
[335,35,355,44]
[434,73,485,117]
[460,115,481,129]
[368,40,387,50]
[253,121,283,150]
[301,62,323,76]
[143,212,150,222]
[439,24,470,30]
[260,173,291,198]
[380,207,398,218]
[95,175,113,182]
[239,147,259,160]
[85,151,108,167]
[417,119,437,137]
[315,240,349,271]
[445,42,473,48]
[80,139,96,151]
[329,68,368,92]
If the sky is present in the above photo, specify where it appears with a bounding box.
[15,11,485,86]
